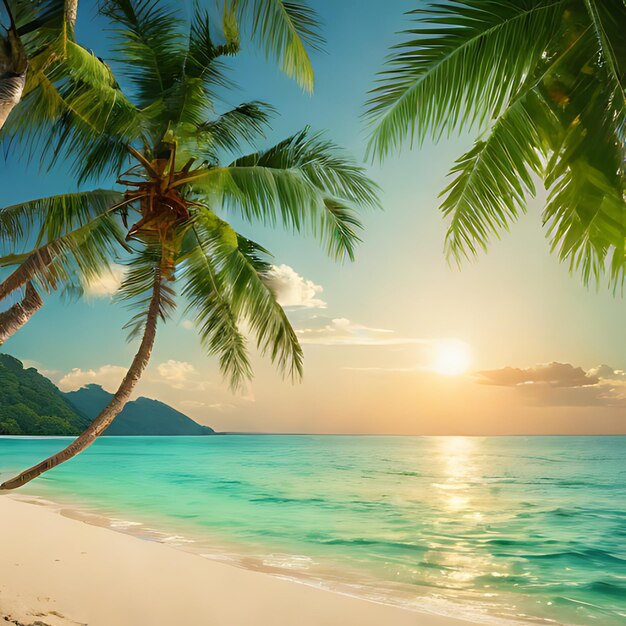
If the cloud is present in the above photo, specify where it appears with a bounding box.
[296,317,431,347]
[58,365,128,392]
[181,319,194,330]
[478,362,598,388]
[59,360,200,394]
[83,264,126,298]
[476,362,626,407]
[157,360,196,389]
[264,264,326,309]
[588,364,626,381]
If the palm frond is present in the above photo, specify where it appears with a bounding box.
[193,101,273,159]
[582,0,626,107]
[100,0,185,108]
[365,0,564,158]
[192,208,303,381]
[114,241,176,340]
[179,222,252,390]
[187,3,239,82]
[0,211,127,295]
[544,159,625,289]
[0,189,124,249]
[227,0,323,92]
[185,128,378,261]
[159,5,240,133]
[441,89,557,262]
[1,36,140,182]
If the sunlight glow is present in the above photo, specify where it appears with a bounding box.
[433,341,472,376]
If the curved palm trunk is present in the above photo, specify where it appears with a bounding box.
[0,246,52,300]
[0,246,52,343]
[0,281,43,345]
[0,267,163,491]
[0,2,27,130]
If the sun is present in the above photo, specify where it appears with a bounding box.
[433,341,472,376]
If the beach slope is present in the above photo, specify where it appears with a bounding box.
[0,495,479,626]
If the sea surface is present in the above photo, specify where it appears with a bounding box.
[1,435,625,625]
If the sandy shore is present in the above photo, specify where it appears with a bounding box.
[0,494,485,626]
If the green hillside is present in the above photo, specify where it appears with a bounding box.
[0,354,91,435]
[0,354,215,436]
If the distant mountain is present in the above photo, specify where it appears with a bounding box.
[64,384,214,436]
[0,353,214,436]
[0,354,90,435]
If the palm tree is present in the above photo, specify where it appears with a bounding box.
[0,0,379,490]
[366,0,626,288]
[0,0,325,337]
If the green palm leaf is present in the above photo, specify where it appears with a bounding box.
[115,241,176,340]
[0,211,127,295]
[179,224,253,390]
[100,0,185,108]
[193,101,273,160]
[441,89,557,262]
[0,189,124,247]
[226,0,323,93]
[365,0,564,158]
[370,0,626,288]
[186,129,378,261]
[194,208,303,381]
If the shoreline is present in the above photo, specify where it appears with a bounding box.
[0,494,486,626]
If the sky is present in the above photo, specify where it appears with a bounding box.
[1,0,626,434]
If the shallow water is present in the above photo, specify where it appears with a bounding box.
[1,435,625,625]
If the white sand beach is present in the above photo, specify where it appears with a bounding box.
[0,495,483,626]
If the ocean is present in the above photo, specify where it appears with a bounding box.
[1,435,625,625]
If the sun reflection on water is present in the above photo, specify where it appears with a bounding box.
[424,437,510,596]
[435,436,475,510]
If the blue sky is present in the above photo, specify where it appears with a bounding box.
[1,0,625,434]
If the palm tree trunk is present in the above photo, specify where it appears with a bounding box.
[65,0,78,30]
[0,1,27,131]
[0,282,43,345]
[0,247,52,343]
[0,246,52,301]
[0,266,163,491]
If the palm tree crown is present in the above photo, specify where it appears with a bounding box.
[366,0,625,289]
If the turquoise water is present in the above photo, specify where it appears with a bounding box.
[1,435,625,625]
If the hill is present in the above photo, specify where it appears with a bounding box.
[0,354,90,435]
[63,385,214,436]
[0,354,214,436]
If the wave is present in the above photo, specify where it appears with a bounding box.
[582,580,626,598]
[505,548,626,566]
[315,537,429,553]
[250,495,327,505]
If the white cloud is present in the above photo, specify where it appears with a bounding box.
[83,264,126,298]
[181,319,194,330]
[296,317,422,346]
[588,364,626,382]
[58,365,128,392]
[157,360,196,389]
[264,264,326,309]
